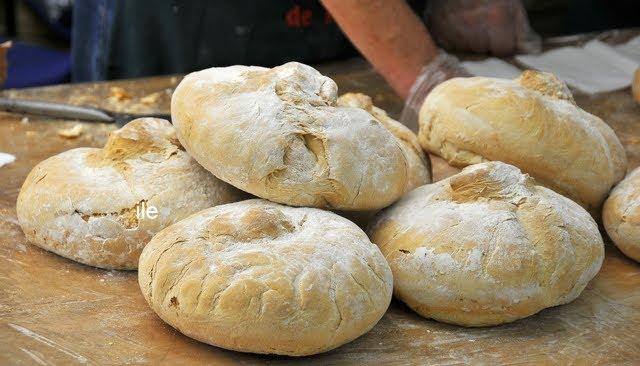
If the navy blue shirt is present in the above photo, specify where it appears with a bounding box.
[71,1,360,81]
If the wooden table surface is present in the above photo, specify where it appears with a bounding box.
[1,52,640,365]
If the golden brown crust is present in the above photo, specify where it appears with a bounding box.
[603,167,640,261]
[516,70,575,103]
[368,162,604,327]
[138,199,393,356]
[16,118,245,270]
[418,71,627,212]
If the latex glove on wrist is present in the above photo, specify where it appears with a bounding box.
[424,0,541,56]
[399,51,468,132]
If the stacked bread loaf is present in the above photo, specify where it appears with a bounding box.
[17,62,631,356]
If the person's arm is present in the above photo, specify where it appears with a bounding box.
[321,0,437,98]
[0,42,10,87]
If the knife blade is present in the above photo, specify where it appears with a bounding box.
[0,97,171,127]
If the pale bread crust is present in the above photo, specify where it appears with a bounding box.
[336,92,431,191]
[171,62,410,211]
[336,92,432,227]
[603,166,640,261]
[368,162,604,327]
[418,70,627,212]
[138,199,393,356]
[17,118,245,270]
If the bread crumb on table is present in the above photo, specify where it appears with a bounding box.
[140,91,162,105]
[57,124,85,138]
[109,87,132,102]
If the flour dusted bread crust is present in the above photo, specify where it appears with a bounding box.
[171,62,410,211]
[17,118,244,270]
[335,93,431,227]
[336,92,431,191]
[603,167,640,261]
[368,162,604,327]
[138,199,393,356]
[418,70,627,211]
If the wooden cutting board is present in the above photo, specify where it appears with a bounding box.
[1,57,639,365]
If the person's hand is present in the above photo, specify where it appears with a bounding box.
[399,51,468,132]
[424,0,541,56]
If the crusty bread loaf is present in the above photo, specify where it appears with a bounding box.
[17,118,245,270]
[138,199,392,356]
[603,166,640,261]
[171,62,411,211]
[368,161,604,327]
[633,68,640,104]
[418,70,627,211]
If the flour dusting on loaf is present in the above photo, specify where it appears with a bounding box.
[368,161,604,326]
[138,199,392,356]
[337,92,431,192]
[418,70,627,212]
[17,118,245,270]
[603,166,640,262]
[171,62,410,210]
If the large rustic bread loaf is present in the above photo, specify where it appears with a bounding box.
[17,118,244,270]
[418,70,627,211]
[171,62,412,211]
[138,199,393,356]
[368,161,604,327]
[603,166,640,262]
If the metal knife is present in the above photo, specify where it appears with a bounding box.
[0,97,171,126]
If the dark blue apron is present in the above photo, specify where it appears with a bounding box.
[71,0,361,81]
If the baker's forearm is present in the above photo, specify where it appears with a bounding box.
[321,0,438,98]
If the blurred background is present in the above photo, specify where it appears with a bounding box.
[0,0,638,89]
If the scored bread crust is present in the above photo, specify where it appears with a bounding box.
[368,161,604,327]
[171,62,410,211]
[418,70,627,212]
[138,199,393,356]
[17,118,245,270]
[603,167,640,262]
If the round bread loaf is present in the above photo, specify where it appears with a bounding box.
[138,199,393,356]
[603,167,640,261]
[418,70,627,211]
[17,118,244,270]
[368,161,604,327]
[171,62,410,211]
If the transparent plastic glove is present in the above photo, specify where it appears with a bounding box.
[424,0,541,56]
[399,51,468,132]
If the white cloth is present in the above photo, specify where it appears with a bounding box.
[0,152,15,168]
[516,40,639,94]
[461,58,522,79]
[615,35,640,64]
